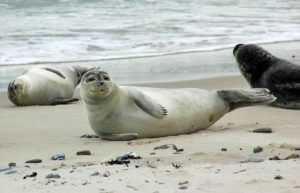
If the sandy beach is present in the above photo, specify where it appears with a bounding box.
[1,42,300,193]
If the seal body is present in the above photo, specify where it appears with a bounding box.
[234,44,300,109]
[8,65,90,106]
[81,69,275,140]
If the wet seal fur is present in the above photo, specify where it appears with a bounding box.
[81,68,276,141]
[234,43,300,109]
[8,65,91,106]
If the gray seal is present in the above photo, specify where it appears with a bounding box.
[80,68,275,140]
[233,43,300,109]
[8,65,91,106]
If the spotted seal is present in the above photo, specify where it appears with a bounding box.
[80,68,275,140]
[8,65,91,106]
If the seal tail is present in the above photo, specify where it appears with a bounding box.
[217,88,276,111]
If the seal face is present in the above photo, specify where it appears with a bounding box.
[81,69,275,140]
[7,65,91,106]
[234,44,300,109]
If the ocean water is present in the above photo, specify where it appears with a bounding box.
[0,0,300,90]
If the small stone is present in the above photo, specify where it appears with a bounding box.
[80,134,99,138]
[25,159,42,163]
[269,156,281,160]
[294,147,300,151]
[8,162,16,167]
[103,170,110,177]
[178,181,189,185]
[76,150,91,156]
[179,185,188,190]
[0,167,12,172]
[51,153,65,160]
[90,171,99,176]
[45,173,61,179]
[252,128,272,133]
[240,155,264,163]
[82,181,88,186]
[4,170,17,175]
[292,55,296,58]
[221,148,227,152]
[274,175,283,180]
[285,154,300,160]
[253,146,263,153]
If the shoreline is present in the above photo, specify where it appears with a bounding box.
[0,39,300,67]
[1,40,300,91]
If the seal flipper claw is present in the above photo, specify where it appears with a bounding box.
[51,98,79,105]
[101,133,138,141]
[131,90,168,118]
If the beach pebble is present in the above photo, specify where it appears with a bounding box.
[8,162,16,167]
[45,173,61,179]
[221,148,227,152]
[269,156,281,160]
[252,128,272,133]
[240,155,264,163]
[80,134,99,138]
[294,147,300,151]
[274,175,283,180]
[25,159,42,164]
[90,171,100,176]
[285,154,300,160]
[4,170,17,175]
[116,152,142,161]
[76,150,91,155]
[179,185,188,190]
[0,167,12,172]
[51,153,65,160]
[103,170,110,177]
[154,144,184,153]
[253,146,263,153]
[178,181,189,185]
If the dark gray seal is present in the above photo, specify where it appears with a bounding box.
[233,44,300,109]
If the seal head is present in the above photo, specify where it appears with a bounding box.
[81,69,116,103]
[233,44,275,87]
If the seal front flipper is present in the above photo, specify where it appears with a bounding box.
[101,133,138,141]
[131,90,168,118]
[43,67,66,79]
[51,98,79,105]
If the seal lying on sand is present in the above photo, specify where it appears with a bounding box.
[81,68,276,141]
[8,65,91,106]
[234,43,300,109]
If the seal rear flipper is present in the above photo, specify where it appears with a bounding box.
[131,90,168,118]
[51,98,79,105]
[217,88,276,111]
[101,133,138,141]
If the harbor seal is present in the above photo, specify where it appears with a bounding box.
[8,65,91,106]
[233,43,300,109]
[80,69,276,140]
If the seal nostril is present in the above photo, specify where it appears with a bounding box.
[233,44,244,55]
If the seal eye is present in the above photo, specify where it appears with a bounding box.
[103,75,110,81]
[86,76,96,83]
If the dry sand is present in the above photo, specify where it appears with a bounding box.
[1,42,300,193]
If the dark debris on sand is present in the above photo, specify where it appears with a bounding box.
[153,144,184,154]
[105,152,142,165]
[76,150,91,156]
[252,128,273,133]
